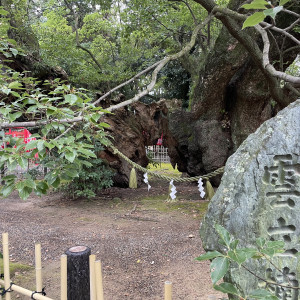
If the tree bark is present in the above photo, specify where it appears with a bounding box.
[168,0,300,180]
[65,246,91,300]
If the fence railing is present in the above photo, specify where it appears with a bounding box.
[146,145,170,163]
[0,233,176,300]
[1,160,46,180]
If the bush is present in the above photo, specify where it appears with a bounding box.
[62,158,114,199]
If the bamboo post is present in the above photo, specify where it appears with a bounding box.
[60,255,67,300]
[0,249,2,300]
[0,279,53,300]
[89,255,96,300]
[164,281,172,300]
[94,260,104,300]
[35,243,43,293]
[2,233,11,300]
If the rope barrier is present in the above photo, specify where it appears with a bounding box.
[109,145,225,182]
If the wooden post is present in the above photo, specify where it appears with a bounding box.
[95,260,104,300]
[35,243,43,293]
[61,255,67,300]
[164,281,172,300]
[65,246,91,300]
[2,233,11,300]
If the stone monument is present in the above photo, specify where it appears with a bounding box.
[200,99,300,299]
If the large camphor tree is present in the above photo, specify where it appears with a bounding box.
[168,0,300,179]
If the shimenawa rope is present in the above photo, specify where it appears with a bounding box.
[110,145,224,183]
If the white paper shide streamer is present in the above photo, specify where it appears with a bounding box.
[143,173,151,191]
[198,178,205,198]
[169,179,177,200]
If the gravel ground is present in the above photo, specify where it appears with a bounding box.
[0,182,225,300]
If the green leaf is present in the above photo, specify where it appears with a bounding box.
[47,107,57,116]
[266,240,285,249]
[239,248,258,259]
[229,240,239,250]
[248,289,279,299]
[8,81,22,89]
[23,179,36,189]
[2,174,17,182]
[17,156,28,169]
[76,132,84,140]
[261,241,285,257]
[19,186,32,200]
[77,148,97,158]
[263,6,283,19]
[213,282,240,296]
[65,151,77,163]
[11,91,21,98]
[228,249,247,265]
[242,12,265,29]
[91,113,101,123]
[1,87,11,94]
[10,48,18,57]
[0,107,11,115]
[25,140,38,150]
[215,224,231,247]
[1,184,14,197]
[64,94,78,105]
[0,8,9,16]
[51,176,61,188]
[58,124,65,132]
[279,0,290,5]
[99,122,110,128]
[242,0,269,9]
[61,169,79,180]
[256,237,266,248]
[210,257,229,285]
[26,105,38,113]
[37,140,45,152]
[8,111,22,122]
[44,141,55,150]
[195,251,223,261]
[35,181,49,195]
[80,160,93,168]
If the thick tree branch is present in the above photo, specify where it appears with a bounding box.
[180,0,198,25]
[193,0,299,106]
[74,15,102,71]
[92,60,162,106]
[260,22,300,46]
[1,19,210,129]
[255,24,300,87]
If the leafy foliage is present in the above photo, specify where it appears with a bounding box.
[196,225,287,300]
[0,41,112,200]
[61,157,114,199]
[242,0,291,29]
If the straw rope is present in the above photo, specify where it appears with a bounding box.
[110,145,225,183]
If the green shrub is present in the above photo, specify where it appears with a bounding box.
[62,158,114,199]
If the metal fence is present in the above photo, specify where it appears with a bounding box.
[1,160,46,182]
[145,145,170,163]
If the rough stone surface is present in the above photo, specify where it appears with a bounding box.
[200,99,300,299]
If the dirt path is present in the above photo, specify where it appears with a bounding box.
[0,181,225,300]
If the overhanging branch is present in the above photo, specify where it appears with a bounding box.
[255,24,300,87]
[1,18,211,129]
